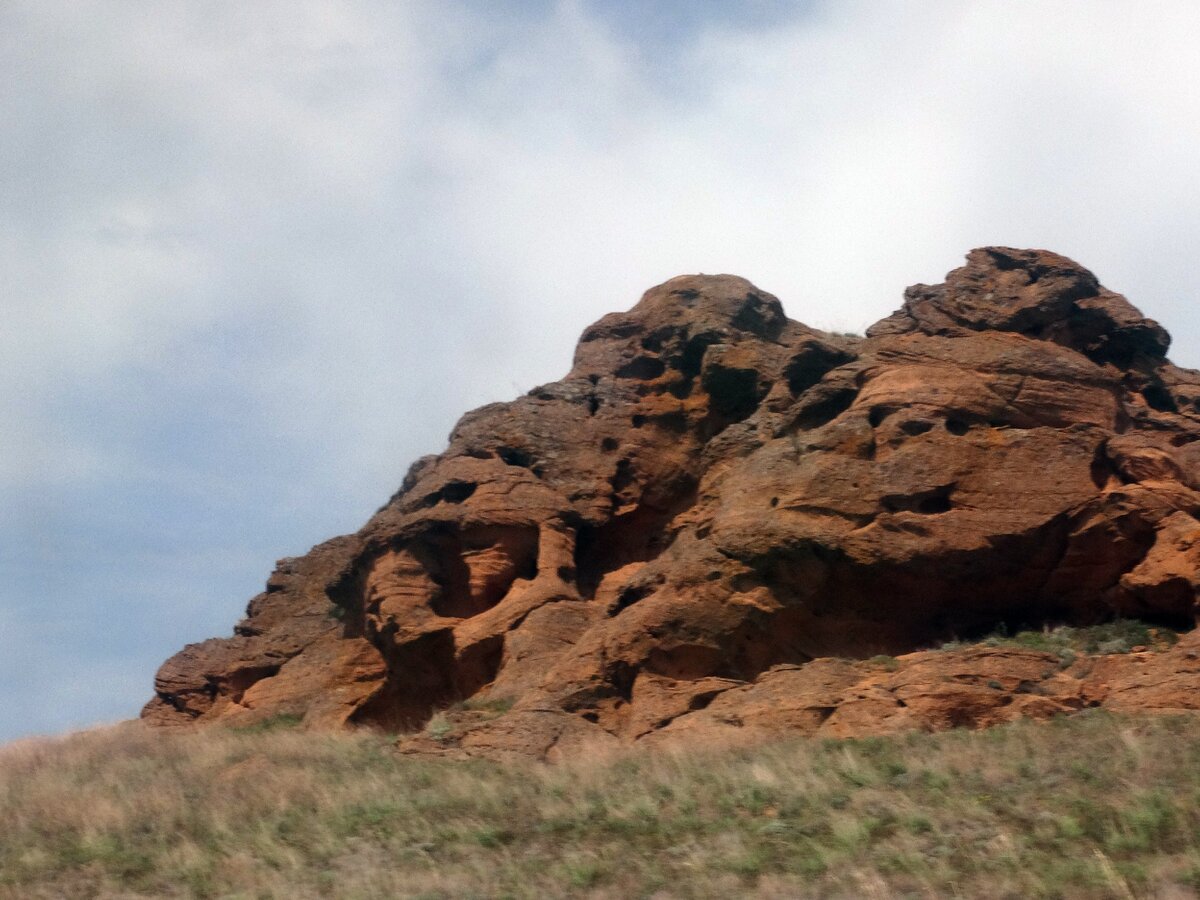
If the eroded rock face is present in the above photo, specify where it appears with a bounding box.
[143,249,1200,758]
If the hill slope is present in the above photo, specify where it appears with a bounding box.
[3,713,1200,898]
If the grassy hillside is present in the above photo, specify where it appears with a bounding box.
[3,713,1200,898]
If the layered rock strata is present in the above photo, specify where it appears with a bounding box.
[144,248,1200,759]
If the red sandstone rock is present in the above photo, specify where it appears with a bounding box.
[143,249,1200,759]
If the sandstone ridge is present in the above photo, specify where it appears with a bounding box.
[144,248,1200,760]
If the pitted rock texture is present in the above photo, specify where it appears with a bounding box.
[144,248,1200,759]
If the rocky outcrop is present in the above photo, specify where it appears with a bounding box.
[144,248,1200,758]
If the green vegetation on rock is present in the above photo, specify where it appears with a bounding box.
[939,619,1179,662]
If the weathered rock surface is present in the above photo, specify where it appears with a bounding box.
[144,248,1200,758]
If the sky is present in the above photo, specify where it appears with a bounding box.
[3,0,1200,742]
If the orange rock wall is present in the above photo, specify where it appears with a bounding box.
[144,248,1200,758]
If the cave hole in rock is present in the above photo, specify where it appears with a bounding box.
[792,386,860,431]
[917,493,952,514]
[1085,340,1132,370]
[497,446,534,469]
[640,327,680,354]
[1134,605,1200,634]
[734,535,1198,670]
[868,406,890,428]
[347,530,534,731]
[632,414,647,428]
[644,643,729,681]
[585,372,601,411]
[1090,445,1121,489]
[881,484,955,515]
[727,608,820,680]
[900,419,935,437]
[612,457,637,498]
[608,584,653,617]
[350,629,507,734]
[687,691,722,713]
[575,479,698,599]
[666,378,694,400]
[784,345,855,396]
[440,481,477,504]
[702,365,763,424]
[639,604,820,684]
[420,481,477,507]
[326,558,374,640]
[1142,384,1178,413]
[615,356,667,380]
[225,664,282,704]
[989,249,1024,271]
[348,628,460,732]
[438,528,538,618]
[945,418,970,436]
[678,331,723,379]
[607,660,638,702]
[375,525,539,621]
[159,690,201,715]
[455,633,506,700]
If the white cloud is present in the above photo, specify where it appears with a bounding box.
[4,0,1200,739]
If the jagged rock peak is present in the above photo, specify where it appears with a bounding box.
[143,249,1200,761]
[869,246,1171,364]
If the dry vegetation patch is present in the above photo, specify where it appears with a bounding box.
[2,714,1200,898]
[938,620,1180,662]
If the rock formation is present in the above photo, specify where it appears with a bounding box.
[144,248,1200,759]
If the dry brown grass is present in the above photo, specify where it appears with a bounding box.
[2,713,1200,898]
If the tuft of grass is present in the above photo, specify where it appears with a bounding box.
[3,713,1200,897]
[423,712,454,742]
